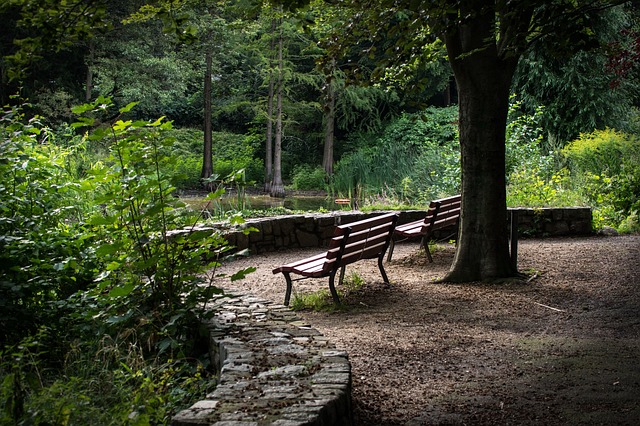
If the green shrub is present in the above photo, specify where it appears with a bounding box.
[506,98,549,176]
[0,104,97,345]
[1,97,258,425]
[159,128,264,189]
[332,107,460,202]
[507,167,584,207]
[169,155,203,190]
[292,165,327,190]
[563,129,640,228]
[617,211,640,234]
[1,327,217,425]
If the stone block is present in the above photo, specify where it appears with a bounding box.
[296,229,319,248]
[300,217,316,232]
[545,220,570,235]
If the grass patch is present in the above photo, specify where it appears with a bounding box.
[290,272,366,311]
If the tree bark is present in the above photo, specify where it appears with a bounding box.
[201,50,214,188]
[322,57,336,176]
[264,18,276,192]
[85,40,94,101]
[270,13,285,198]
[322,58,336,176]
[442,2,520,282]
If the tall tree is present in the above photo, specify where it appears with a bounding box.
[315,0,627,282]
[270,9,286,197]
[264,17,277,192]
[202,50,214,183]
[321,58,336,175]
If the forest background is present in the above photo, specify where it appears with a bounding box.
[1,0,639,424]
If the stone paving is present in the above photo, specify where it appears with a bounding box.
[172,292,352,426]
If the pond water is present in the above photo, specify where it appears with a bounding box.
[181,193,352,213]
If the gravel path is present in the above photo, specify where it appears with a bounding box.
[215,234,640,425]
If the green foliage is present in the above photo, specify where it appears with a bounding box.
[1,96,258,424]
[507,167,584,208]
[291,165,327,190]
[70,98,245,358]
[290,289,334,311]
[332,107,459,203]
[1,327,217,425]
[211,132,263,183]
[168,155,203,190]
[562,128,640,230]
[0,103,97,345]
[505,97,549,176]
[513,5,638,144]
[562,128,635,176]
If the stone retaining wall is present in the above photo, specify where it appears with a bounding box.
[173,292,352,426]
[225,207,592,254]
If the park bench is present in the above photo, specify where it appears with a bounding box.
[272,212,399,305]
[386,194,461,262]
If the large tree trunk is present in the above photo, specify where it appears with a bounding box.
[442,3,519,282]
[270,13,285,198]
[201,51,214,188]
[322,58,336,176]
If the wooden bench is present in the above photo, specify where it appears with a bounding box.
[272,213,399,305]
[387,194,461,262]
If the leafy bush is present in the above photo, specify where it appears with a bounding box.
[505,98,549,176]
[0,104,97,345]
[1,97,257,425]
[168,155,203,189]
[507,167,584,208]
[71,98,257,357]
[562,128,636,177]
[563,128,640,230]
[1,328,217,425]
[333,107,459,202]
[291,165,327,190]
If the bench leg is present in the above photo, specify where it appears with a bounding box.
[378,254,390,284]
[283,272,293,306]
[421,236,434,263]
[328,270,341,304]
[386,238,396,262]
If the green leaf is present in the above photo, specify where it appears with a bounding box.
[87,214,115,225]
[205,188,225,200]
[230,267,256,281]
[96,242,124,256]
[105,310,133,324]
[113,120,132,131]
[108,282,134,298]
[93,270,111,282]
[70,116,95,129]
[148,116,166,127]
[157,337,174,354]
[119,101,139,113]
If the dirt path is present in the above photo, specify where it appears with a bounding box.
[216,235,640,425]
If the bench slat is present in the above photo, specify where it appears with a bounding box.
[340,241,388,264]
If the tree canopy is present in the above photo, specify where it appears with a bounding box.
[1,0,636,282]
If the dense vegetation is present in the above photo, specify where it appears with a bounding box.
[0,99,256,424]
[1,0,639,424]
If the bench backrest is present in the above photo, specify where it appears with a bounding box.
[419,194,461,235]
[322,213,398,275]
